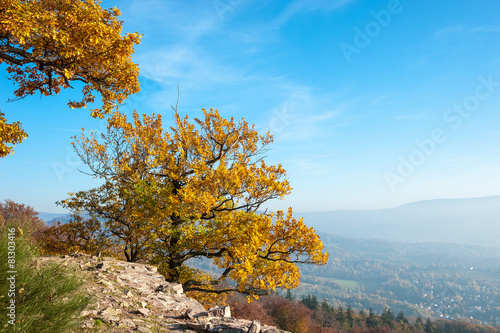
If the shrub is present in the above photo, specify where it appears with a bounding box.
[0,225,92,332]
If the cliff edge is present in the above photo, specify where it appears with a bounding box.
[36,253,287,333]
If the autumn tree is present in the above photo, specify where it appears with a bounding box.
[41,215,115,256]
[55,183,152,262]
[226,293,277,326]
[59,108,328,297]
[266,296,322,333]
[0,199,46,241]
[0,111,26,157]
[0,0,141,157]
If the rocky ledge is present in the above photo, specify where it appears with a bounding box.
[36,253,287,333]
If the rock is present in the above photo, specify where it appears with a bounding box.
[34,254,289,333]
[80,310,92,317]
[248,320,261,333]
[98,307,120,324]
[182,297,207,314]
[184,308,195,320]
[97,279,114,289]
[95,261,108,270]
[81,319,95,328]
[100,307,119,316]
[156,283,183,295]
[136,307,150,316]
[186,322,212,330]
[207,305,231,318]
[119,318,136,328]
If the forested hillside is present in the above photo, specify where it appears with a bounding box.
[296,233,500,325]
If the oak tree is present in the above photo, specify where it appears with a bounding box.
[59,108,328,297]
[0,111,26,157]
[0,0,141,157]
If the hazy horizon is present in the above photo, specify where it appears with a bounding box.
[1,1,500,214]
[36,196,500,248]
[37,194,500,215]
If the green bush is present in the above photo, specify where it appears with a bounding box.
[0,225,92,332]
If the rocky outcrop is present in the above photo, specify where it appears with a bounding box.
[37,253,287,332]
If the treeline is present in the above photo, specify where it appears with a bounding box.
[297,261,500,322]
[0,199,136,260]
[227,292,500,333]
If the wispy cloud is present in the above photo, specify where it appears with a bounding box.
[122,0,363,143]
[434,24,500,38]
[257,84,356,146]
[274,0,356,27]
[370,94,393,106]
[136,45,246,86]
[126,0,218,40]
[396,112,426,121]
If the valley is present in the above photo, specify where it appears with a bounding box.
[297,233,500,325]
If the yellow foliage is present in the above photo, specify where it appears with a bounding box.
[62,108,329,298]
[0,112,27,157]
[0,0,141,156]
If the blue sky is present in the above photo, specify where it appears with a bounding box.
[1,0,499,214]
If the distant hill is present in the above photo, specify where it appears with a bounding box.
[38,212,90,224]
[38,212,69,222]
[38,196,500,246]
[298,196,500,247]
